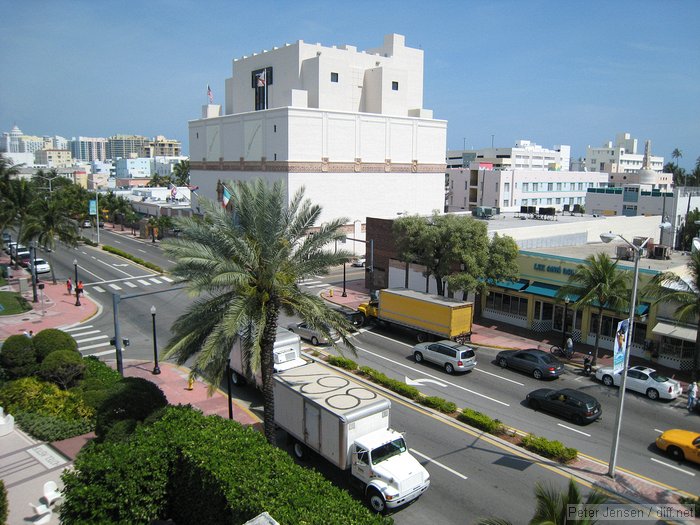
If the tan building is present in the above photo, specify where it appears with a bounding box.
[143,136,182,157]
[34,149,73,168]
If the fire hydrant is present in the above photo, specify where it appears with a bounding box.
[187,376,195,390]
[329,288,334,297]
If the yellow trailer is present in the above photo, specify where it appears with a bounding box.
[358,288,473,342]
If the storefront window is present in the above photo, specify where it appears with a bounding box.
[534,300,554,321]
[487,291,527,316]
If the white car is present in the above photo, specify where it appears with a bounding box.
[352,257,366,267]
[595,365,682,400]
[286,321,338,346]
[31,258,51,274]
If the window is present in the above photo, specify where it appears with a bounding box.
[555,198,561,204]
[523,183,529,192]
[556,182,562,191]
[485,291,527,316]
[464,181,468,190]
[392,81,399,91]
[495,182,499,192]
[503,199,508,207]
[330,72,339,82]
[532,182,539,192]
[578,183,584,190]
[547,198,552,204]
[547,183,553,191]
[522,199,527,206]
[504,182,510,192]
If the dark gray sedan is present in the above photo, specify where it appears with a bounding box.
[526,388,602,425]
[496,348,564,380]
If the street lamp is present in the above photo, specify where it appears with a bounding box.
[342,263,347,297]
[561,295,570,347]
[150,305,161,375]
[29,241,38,303]
[73,258,80,307]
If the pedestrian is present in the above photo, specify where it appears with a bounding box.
[687,381,698,412]
[23,329,31,338]
[66,278,72,296]
[565,335,574,355]
[77,280,84,296]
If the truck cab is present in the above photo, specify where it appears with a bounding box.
[351,429,430,513]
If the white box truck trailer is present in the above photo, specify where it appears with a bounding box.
[273,361,430,513]
[229,327,306,387]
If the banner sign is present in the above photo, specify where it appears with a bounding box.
[89,200,97,216]
[613,319,629,374]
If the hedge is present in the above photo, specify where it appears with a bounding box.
[101,245,163,273]
[457,408,504,435]
[327,355,358,370]
[39,349,86,389]
[60,406,391,525]
[419,396,457,414]
[0,334,36,378]
[520,434,577,463]
[359,366,421,400]
[32,328,79,362]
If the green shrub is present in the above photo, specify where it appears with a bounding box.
[327,355,358,370]
[680,496,699,515]
[419,396,457,414]
[32,328,79,362]
[101,245,163,273]
[0,334,36,378]
[457,407,504,434]
[0,377,94,421]
[0,479,7,525]
[39,350,86,389]
[15,411,94,441]
[95,377,168,441]
[72,357,123,409]
[359,366,420,400]
[521,434,577,463]
[103,419,138,443]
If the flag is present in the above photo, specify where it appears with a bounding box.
[207,84,213,104]
[170,183,177,199]
[256,70,266,87]
[222,186,231,208]
[612,319,628,374]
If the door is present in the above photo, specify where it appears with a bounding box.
[304,402,320,451]
[625,369,645,394]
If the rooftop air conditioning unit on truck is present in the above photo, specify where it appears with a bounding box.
[358,288,473,343]
[274,361,430,514]
[228,327,306,387]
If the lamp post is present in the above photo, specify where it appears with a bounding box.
[29,241,38,303]
[342,263,347,297]
[150,305,161,375]
[73,258,81,306]
[561,295,570,347]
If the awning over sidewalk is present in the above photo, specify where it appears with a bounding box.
[492,279,528,292]
[652,322,697,343]
[523,281,560,298]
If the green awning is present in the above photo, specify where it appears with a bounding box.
[636,303,650,316]
[493,279,528,291]
[524,282,560,298]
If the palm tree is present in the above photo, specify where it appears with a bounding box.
[4,179,35,269]
[23,197,80,284]
[474,478,608,524]
[161,179,355,443]
[557,253,630,366]
[0,155,22,192]
[644,250,700,381]
[148,173,172,188]
[672,148,683,183]
[172,159,190,186]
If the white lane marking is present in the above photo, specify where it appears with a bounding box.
[406,376,448,387]
[149,278,162,284]
[88,349,117,357]
[137,279,152,286]
[125,281,138,288]
[96,258,135,277]
[80,342,113,351]
[473,367,524,386]
[70,330,101,337]
[307,283,330,288]
[354,343,509,406]
[557,423,591,437]
[92,286,106,293]
[138,249,146,253]
[160,276,174,282]
[63,325,92,332]
[168,259,176,264]
[410,448,468,480]
[75,335,110,343]
[108,283,122,290]
[650,457,696,476]
[654,429,664,434]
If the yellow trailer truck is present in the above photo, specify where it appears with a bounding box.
[358,288,473,343]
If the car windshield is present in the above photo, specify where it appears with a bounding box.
[649,371,669,382]
[370,437,407,465]
[460,350,475,359]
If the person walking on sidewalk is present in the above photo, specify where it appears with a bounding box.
[66,278,72,296]
[687,381,698,412]
[77,280,84,296]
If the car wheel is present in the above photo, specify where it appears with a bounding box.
[311,336,319,346]
[367,488,387,514]
[602,375,614,387]
[230,370,246,386]
[498,357,508,368]
[528,399,540,410]
[414,352,423,363]
[293,441,306,460]
[667,446,684,461]
[445,363,454,374]
[573,414,584,425]
[646,388,659,400]
[533,369,543,380]
[416,332,429,343]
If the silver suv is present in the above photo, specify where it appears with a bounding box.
[413,340,477,374]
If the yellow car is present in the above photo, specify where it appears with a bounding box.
[655,429,700,464]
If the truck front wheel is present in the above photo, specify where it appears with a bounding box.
[367,488,387,514]
[293,441,306,460]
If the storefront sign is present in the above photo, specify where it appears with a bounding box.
[533,263,575,276]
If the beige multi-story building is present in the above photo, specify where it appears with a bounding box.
[107,134,149,160]
[585,132,664,174]
[34,149,73,168]
[142,136,182,157]
[188,33,447,230]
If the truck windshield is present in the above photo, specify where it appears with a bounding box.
[371,438,407,465]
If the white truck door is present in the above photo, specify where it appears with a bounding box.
[304,402,320,451]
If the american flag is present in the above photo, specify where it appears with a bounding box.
[207,84,213,104]
[170,184,177,199]
[256,70,266,87]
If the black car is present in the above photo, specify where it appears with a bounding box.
[330,305,363,331]
[526,388,602,425]
[496,348,564,380]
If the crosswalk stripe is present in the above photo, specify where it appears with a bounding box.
[159,276,174,282]
[71,330,101,337]
[299,279,321,285]
[307,283,330,288]
[108,283,122,290]
[76,335,110,343]
[137,279,152,286]
[87,348,116,357]
[80,342,113,351]
[63,325,92,332]
[149,278,162,284]
[92,286,106,293]
[125,281,138,288]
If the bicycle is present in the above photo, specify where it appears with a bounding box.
[550,344,573,359]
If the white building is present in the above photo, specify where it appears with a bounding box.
[188,33,446,228]
[153,156,189,178]
[70,137,108,162]
[585,132,664,174]
[115,158,152,179]
[447,140,571,172]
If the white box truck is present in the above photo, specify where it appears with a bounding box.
[229,327,306,387]
[273,361,430,513]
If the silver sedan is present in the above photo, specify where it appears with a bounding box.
[286,322,337,346]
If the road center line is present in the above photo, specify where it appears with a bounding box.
[409,448,468,480]
[649,457,696,476]
[473,367,524,386]
[557,423,591,437]
[96,258,137,277]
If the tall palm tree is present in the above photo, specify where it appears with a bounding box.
[4,179,35,269]
[644,250,700,381]
[161,179,355,443]
[172,159,190,186]
[23,197,80,284]
[0,155,22,192]
[474,478,608,524]
[672,148,683,180]
[557,253,630,366]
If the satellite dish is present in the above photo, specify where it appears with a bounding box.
[692,237,700,254]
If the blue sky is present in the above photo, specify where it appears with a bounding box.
[1,0,698,168]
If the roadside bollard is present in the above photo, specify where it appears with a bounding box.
[329,288,334,297]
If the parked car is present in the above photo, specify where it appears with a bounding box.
[352,257,366,267]
[5,241,18,255]
[30,258,51,274]
[526,388,602,425]
[16,250,31,267]
[413,340,477,374]
[655,429,700,464]
[82,219,92,228]
[496,348,564,380]
[594,365,682,400]
[286,321,338,346]
[329,305,363,331]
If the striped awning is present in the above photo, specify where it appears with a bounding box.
[651,322,697,343]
